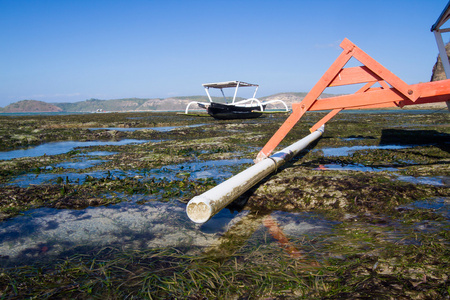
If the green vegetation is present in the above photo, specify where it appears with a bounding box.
[0,110,448,298]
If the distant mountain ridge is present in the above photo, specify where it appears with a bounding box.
[2,41,447,114]
[0,92,315,113]
[0,100,63,113]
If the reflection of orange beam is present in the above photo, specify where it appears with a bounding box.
[263,216,303,258]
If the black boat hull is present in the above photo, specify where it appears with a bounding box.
[206,102,265,120]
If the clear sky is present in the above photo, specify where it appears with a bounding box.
[0,0,449,107]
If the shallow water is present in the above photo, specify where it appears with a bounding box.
[0,139,149,160]
[1,192,444,267]
[88,123,206,132]
[319,145,410,157]
[407,197,450,218]
[0,200,212,263]
[160,158,253,181]
[315,163,398,172]
[9,171,112,187]
[0,199,334,265]
[53,159,108,170]
[83,151,118,156]
[8,158,254,187]
[392,197,450,239]
[0,111,448,278]
[396,175,449,187]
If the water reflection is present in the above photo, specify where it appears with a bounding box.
[406,197,450,219]
[0,201,218,264]
[318,145,410,157]
[315,163,398,172]
[8,158,254,187]
[0,139,148,160]
[83,151,118,156]
[9,171,113,187]
[53,159,108,169]
[88,124,206,132]
[396,175,448,187]
[0,198,334,266]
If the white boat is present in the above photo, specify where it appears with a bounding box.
[185,81,289,120]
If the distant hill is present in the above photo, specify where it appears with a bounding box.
[1,100,63,113]
[54,98,150,112]
[52,96,217,112]
[3,45,447,114]
[0,92,344,113]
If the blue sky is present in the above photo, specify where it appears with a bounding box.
[0,0,449,107]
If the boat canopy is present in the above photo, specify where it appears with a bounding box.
[201,80,259,104]
[202,81,258,89]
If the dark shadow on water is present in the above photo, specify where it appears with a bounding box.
[380,129,450,153]
[199,208,242,234]
[44,220,59,230]
[0,208,62,242]
[68,210,92,219]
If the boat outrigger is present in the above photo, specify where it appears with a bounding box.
[186,0,450,223]
[184,81,289,120]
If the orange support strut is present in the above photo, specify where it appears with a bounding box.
[255,38,450,162]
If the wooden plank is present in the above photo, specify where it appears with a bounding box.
[309,79,450,111]
[329,66,381,86]
[349,40,419,101]
[256,39,450,161]
[309,88,405,111]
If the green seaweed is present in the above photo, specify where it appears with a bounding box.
[0,110,448,298]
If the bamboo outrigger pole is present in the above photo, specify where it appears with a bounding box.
[186,126,324,224]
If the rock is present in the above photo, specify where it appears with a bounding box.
[431,42,450,81]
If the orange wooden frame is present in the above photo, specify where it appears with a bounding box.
[255,38,450,161]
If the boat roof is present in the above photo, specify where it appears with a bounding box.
[431,1,450,31]
[202,81,258,89]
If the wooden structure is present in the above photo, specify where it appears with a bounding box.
[255,38,450,162]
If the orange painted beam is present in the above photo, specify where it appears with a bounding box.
[309,79,450,111]
[256,38,449,162]
[308,89,404,111]
[310,109,342,132]
[329,66,381,86]
[356,81,377,93]
[255,38,356,161]
[340,38,418,102]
